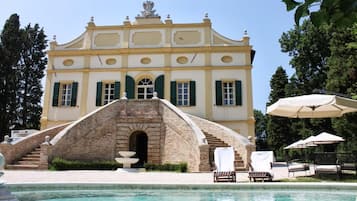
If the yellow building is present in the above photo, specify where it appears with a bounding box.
[41,1,255,139]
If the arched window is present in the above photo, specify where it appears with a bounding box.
[137,78,154,99]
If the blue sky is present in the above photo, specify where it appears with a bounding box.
[0,0,296,112]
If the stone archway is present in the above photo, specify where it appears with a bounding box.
[129,131,148,167]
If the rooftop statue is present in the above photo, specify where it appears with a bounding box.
[140,1,159,18]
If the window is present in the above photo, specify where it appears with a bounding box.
[137,78,154,99]
[170,81,196,106]
[223,82,234,105]
[215,80,242,106]
[52,82,78,107]
[103,83,115,105]
[177,82,189,106]
[61,83,72,106]
[96,81,120,106]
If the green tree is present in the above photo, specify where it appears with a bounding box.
[0,14,47,139]
[279,20,331,93]
[0,14,22,139]
[266,66,292,159]
[254,109,267,150]
[282,0,357,28]
[326,26,357,152]
[15,24,47,129]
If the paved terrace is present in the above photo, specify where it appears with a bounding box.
[2,163,313,184]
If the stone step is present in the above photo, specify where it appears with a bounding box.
[203,131,246,170]
[6,164,39,170]
[6,146,42,170]
[21,156,41,161]
[17,160,40,165]
[25,153,40,158]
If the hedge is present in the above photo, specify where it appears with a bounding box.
[50,157,122,170]
[144,163,187,172]
[50,158,187,172]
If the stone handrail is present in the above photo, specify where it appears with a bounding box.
[160,99,207,146]
[187,114,255,169]
[0,123,69,165]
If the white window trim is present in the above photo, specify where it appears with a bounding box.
[177,82,190,106]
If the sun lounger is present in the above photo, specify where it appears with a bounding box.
[287,159,310,177]
[248,151,274,182]
[213,147,236,182]
[337,152,357,176]
[314,152,341,179]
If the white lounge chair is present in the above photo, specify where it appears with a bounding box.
[213,147,236,182]
[248,151,274,182]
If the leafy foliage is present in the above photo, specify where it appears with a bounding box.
[0,14,22,140]
[326,26,357,152]
[0,14,47,139]
[15,24,47,129]
[266,67,292,158]
[279,20,331,94]
[254,109,268,150]
[50,157,122,170]
[282,0,357,28]
[270,19,357,156]
[144,163,188,172]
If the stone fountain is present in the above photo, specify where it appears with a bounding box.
[115,151,144,172]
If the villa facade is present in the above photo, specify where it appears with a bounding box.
[41,3,255,139]
[0,1,258,172]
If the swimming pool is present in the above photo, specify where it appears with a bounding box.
[8,183,357,201]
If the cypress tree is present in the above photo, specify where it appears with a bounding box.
[15,24,47,129]
[266,66,292,159]
[0,14,47,139]
[0,14,22,139]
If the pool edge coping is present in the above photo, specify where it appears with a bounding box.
[7,182,357,192]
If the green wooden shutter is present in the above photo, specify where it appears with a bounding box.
[154,75,165,99]
[170,81,177,105]
[215,80,222,106]
[96,82,102,106]
[125,75,135,99]
[52,82,60,106]
[114,81,120,99]
[235,80,242,106]
[189,81,196,106]
[71,82,78,107]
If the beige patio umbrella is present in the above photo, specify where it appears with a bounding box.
[267,94,357,118]
[284,140,307,149]
[284,137,318,149]
[303,132,344,145]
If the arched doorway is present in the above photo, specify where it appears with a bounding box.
[129,131,148,167]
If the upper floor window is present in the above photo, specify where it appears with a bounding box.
[215,80,242,106]
[103,83,115,105]
[223,82,234,105]
[170,81,196,106]
[137,78,154,99]
[52,82,78,107]
[177,82,189,106]
[61,83,73,106]
[96,81,120,106]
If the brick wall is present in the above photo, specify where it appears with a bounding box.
[47,99,209,172]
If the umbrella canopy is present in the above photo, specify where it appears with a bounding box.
[284,137,318,149]
[304,132,344,145]
[301,136,317,147]
[284,140,307,149]
[267,94,357,118]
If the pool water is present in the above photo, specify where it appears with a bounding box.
[12,188,357,201]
